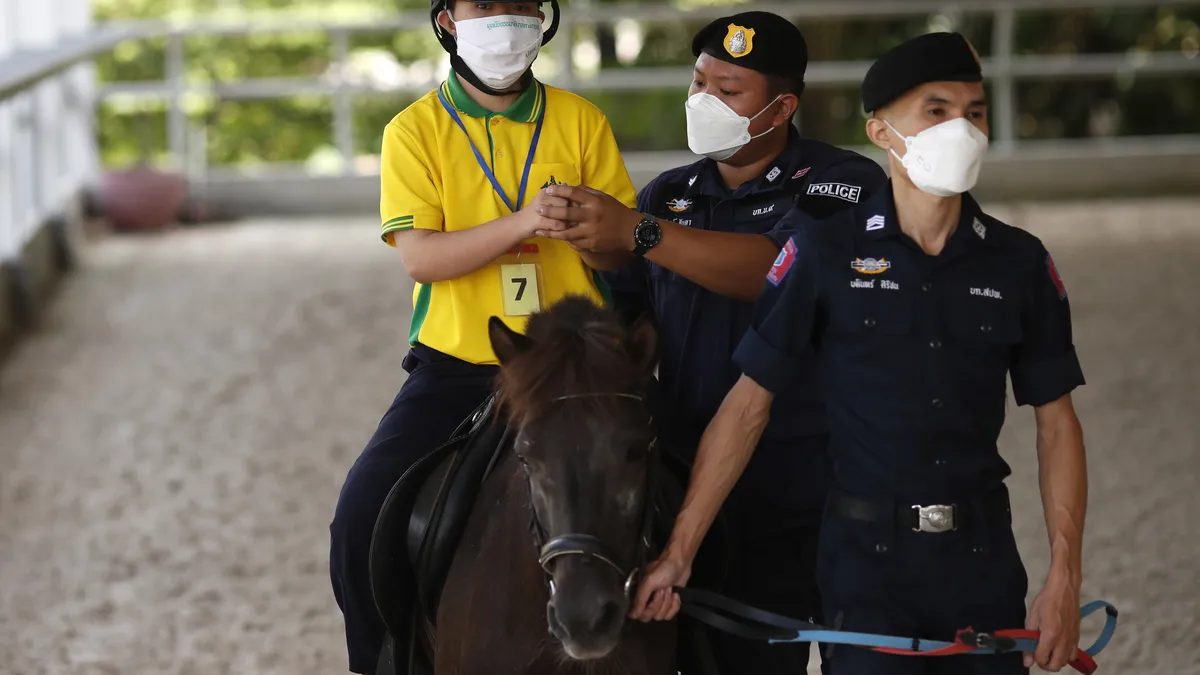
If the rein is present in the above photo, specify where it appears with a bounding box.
[522,391,658,600]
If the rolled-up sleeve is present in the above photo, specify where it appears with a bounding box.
[732,221,822,394]
[1011,242,1086,406]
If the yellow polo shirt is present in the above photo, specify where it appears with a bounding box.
[379,70,637,366]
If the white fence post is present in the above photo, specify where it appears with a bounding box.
[0,0,15,262]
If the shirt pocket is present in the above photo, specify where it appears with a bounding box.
[943,298,1023,407]
[945,299,1023,347]
[524,163,581,206]
[826,285,915,337]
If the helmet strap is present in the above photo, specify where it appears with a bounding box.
[449,53,534,97]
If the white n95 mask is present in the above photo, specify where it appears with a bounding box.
[451,13,544,91]
[685,93,782,162]
[885,117,989,197]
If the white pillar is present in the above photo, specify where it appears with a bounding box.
[68,0,99,190]
[8,0,42,254]
[0,0,16,260]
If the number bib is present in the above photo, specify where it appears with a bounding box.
[501,263,542,316]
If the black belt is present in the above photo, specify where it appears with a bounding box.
[828,487,1010,533]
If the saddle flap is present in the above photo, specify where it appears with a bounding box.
[412,419,510,613]
[368,433,465,639]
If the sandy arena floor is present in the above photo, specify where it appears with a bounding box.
[1,200,1198,675]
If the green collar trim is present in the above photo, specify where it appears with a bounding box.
[443,69,543,123]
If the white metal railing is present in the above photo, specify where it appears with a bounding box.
[0,0,109,263]
[2,0,1200,239]
[91,0,1200,177]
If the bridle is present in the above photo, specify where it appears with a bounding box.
[520,392,660,600]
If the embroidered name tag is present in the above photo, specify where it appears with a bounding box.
[970,287,1002,300]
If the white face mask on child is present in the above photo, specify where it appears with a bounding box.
[450,12,544,90]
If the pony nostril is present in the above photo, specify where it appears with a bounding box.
[546,603,565,638]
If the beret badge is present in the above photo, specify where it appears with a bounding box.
[723,24,755,58]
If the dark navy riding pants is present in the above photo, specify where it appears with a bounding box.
[329,344,497,674]
[816,488,1030,675]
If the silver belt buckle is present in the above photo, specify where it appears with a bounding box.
[912,504,956,533]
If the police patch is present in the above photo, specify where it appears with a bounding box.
[808,182,862,203]
[666,198,693,213]
[851,257,891,275]
[1046,252,1067,299]
[767,238,797,286]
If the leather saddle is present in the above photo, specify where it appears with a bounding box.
[368,393,510,675]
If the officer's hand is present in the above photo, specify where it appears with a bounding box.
[517,188,571,239]
[1024,571,1081,671]
[628,554,690,622]
[534,184,642,253]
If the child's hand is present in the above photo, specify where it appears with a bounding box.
[515,189,571,239]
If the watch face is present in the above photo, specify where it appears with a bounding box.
[636,219,661,247]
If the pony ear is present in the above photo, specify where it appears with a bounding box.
[625,313,660,376]
[488,316,534,364]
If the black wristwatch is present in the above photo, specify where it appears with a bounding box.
[632,214,662,257]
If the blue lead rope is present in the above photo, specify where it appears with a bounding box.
[675,587,1118,673]
[768,599,1118,655]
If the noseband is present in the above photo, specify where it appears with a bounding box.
[522,392,659,599]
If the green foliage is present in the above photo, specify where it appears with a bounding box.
[91,0,1200,169]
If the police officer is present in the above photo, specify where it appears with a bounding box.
[631,32,1090,675]
[534,11,886,674]
[328,1,639,672]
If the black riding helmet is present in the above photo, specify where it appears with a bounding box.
[430,0,563,97]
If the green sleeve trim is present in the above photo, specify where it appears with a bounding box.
[381,216,415,242]
[380,226,414,244]
[383,215,415,229]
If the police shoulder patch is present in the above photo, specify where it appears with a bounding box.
[767,238,798,286]
[1046,252,1067,299]
[807,182,862,203]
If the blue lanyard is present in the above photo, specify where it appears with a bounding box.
[437,84,546,214]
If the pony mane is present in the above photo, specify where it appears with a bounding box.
[495,296,643,426]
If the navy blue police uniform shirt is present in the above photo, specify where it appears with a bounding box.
[602,126,887,510]
[733,183,1085,501]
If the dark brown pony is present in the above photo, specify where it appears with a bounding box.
[434,296,677,674]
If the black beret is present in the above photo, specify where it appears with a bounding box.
[691,11,808,84]
[861,32,983,113]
